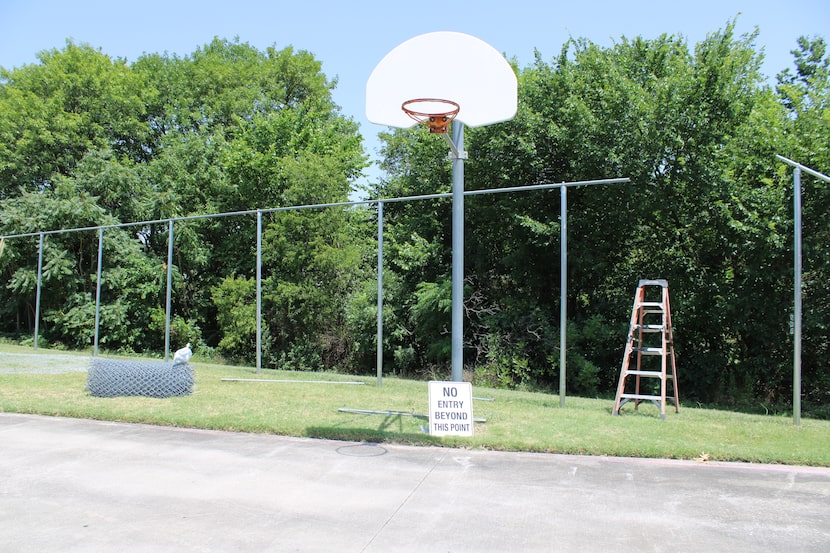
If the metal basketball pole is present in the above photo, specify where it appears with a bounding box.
[451,122,465,382]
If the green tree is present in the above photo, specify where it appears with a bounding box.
[134,39,369,363]
[0,178,165,350]
[211,275,257,362]
[1,37,371,364]
[0,41,153,197]
[368,127,457,375]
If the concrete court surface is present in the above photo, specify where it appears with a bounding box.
[1,413,828,553]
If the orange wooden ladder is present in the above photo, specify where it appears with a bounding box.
[612,279,679,419]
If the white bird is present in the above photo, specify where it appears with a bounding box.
[173,343,192,365]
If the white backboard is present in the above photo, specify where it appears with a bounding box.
[366,31,517,129]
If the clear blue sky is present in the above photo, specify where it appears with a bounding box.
[2,0,828,186]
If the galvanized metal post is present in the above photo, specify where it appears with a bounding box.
[164,219,174,362]
[34,232,44,350]
[776,155,830,425]
[377,200,384,386]
[793,167,802,426]
[560,185,567,407]
[256,210,263,373]
[451,122,465,382]
[94,227,104,356]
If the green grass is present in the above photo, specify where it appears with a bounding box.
[1,347,828,467]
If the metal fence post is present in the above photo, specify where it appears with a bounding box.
[34,232,44,350]
[376,200,384,387]
[94,227,104,356]
[560,185,567,407]
[776,155,830,425]
[257,210,263,373]
[164,219,174,361]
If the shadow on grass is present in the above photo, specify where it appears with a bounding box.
[306,425,442,445]
[306,410,443,445]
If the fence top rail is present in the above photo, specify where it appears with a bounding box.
[0,177,630,241]
[776,154,830,183]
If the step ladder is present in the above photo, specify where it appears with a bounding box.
[612,279,679,419]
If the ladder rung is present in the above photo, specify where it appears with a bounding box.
[638,279,668,287]
[619,393,663,401]
[634,324,664,332]
[636,302,664,310]
[624,370,666,377]
[633,347,664,355]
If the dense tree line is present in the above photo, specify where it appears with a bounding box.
[0,38,368,368]
[0,26,827,416]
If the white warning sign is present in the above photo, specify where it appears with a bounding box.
[428,381,474,437]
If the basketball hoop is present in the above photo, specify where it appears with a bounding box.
[402,98,460,134]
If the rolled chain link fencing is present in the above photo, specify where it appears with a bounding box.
[87,358,193,398]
